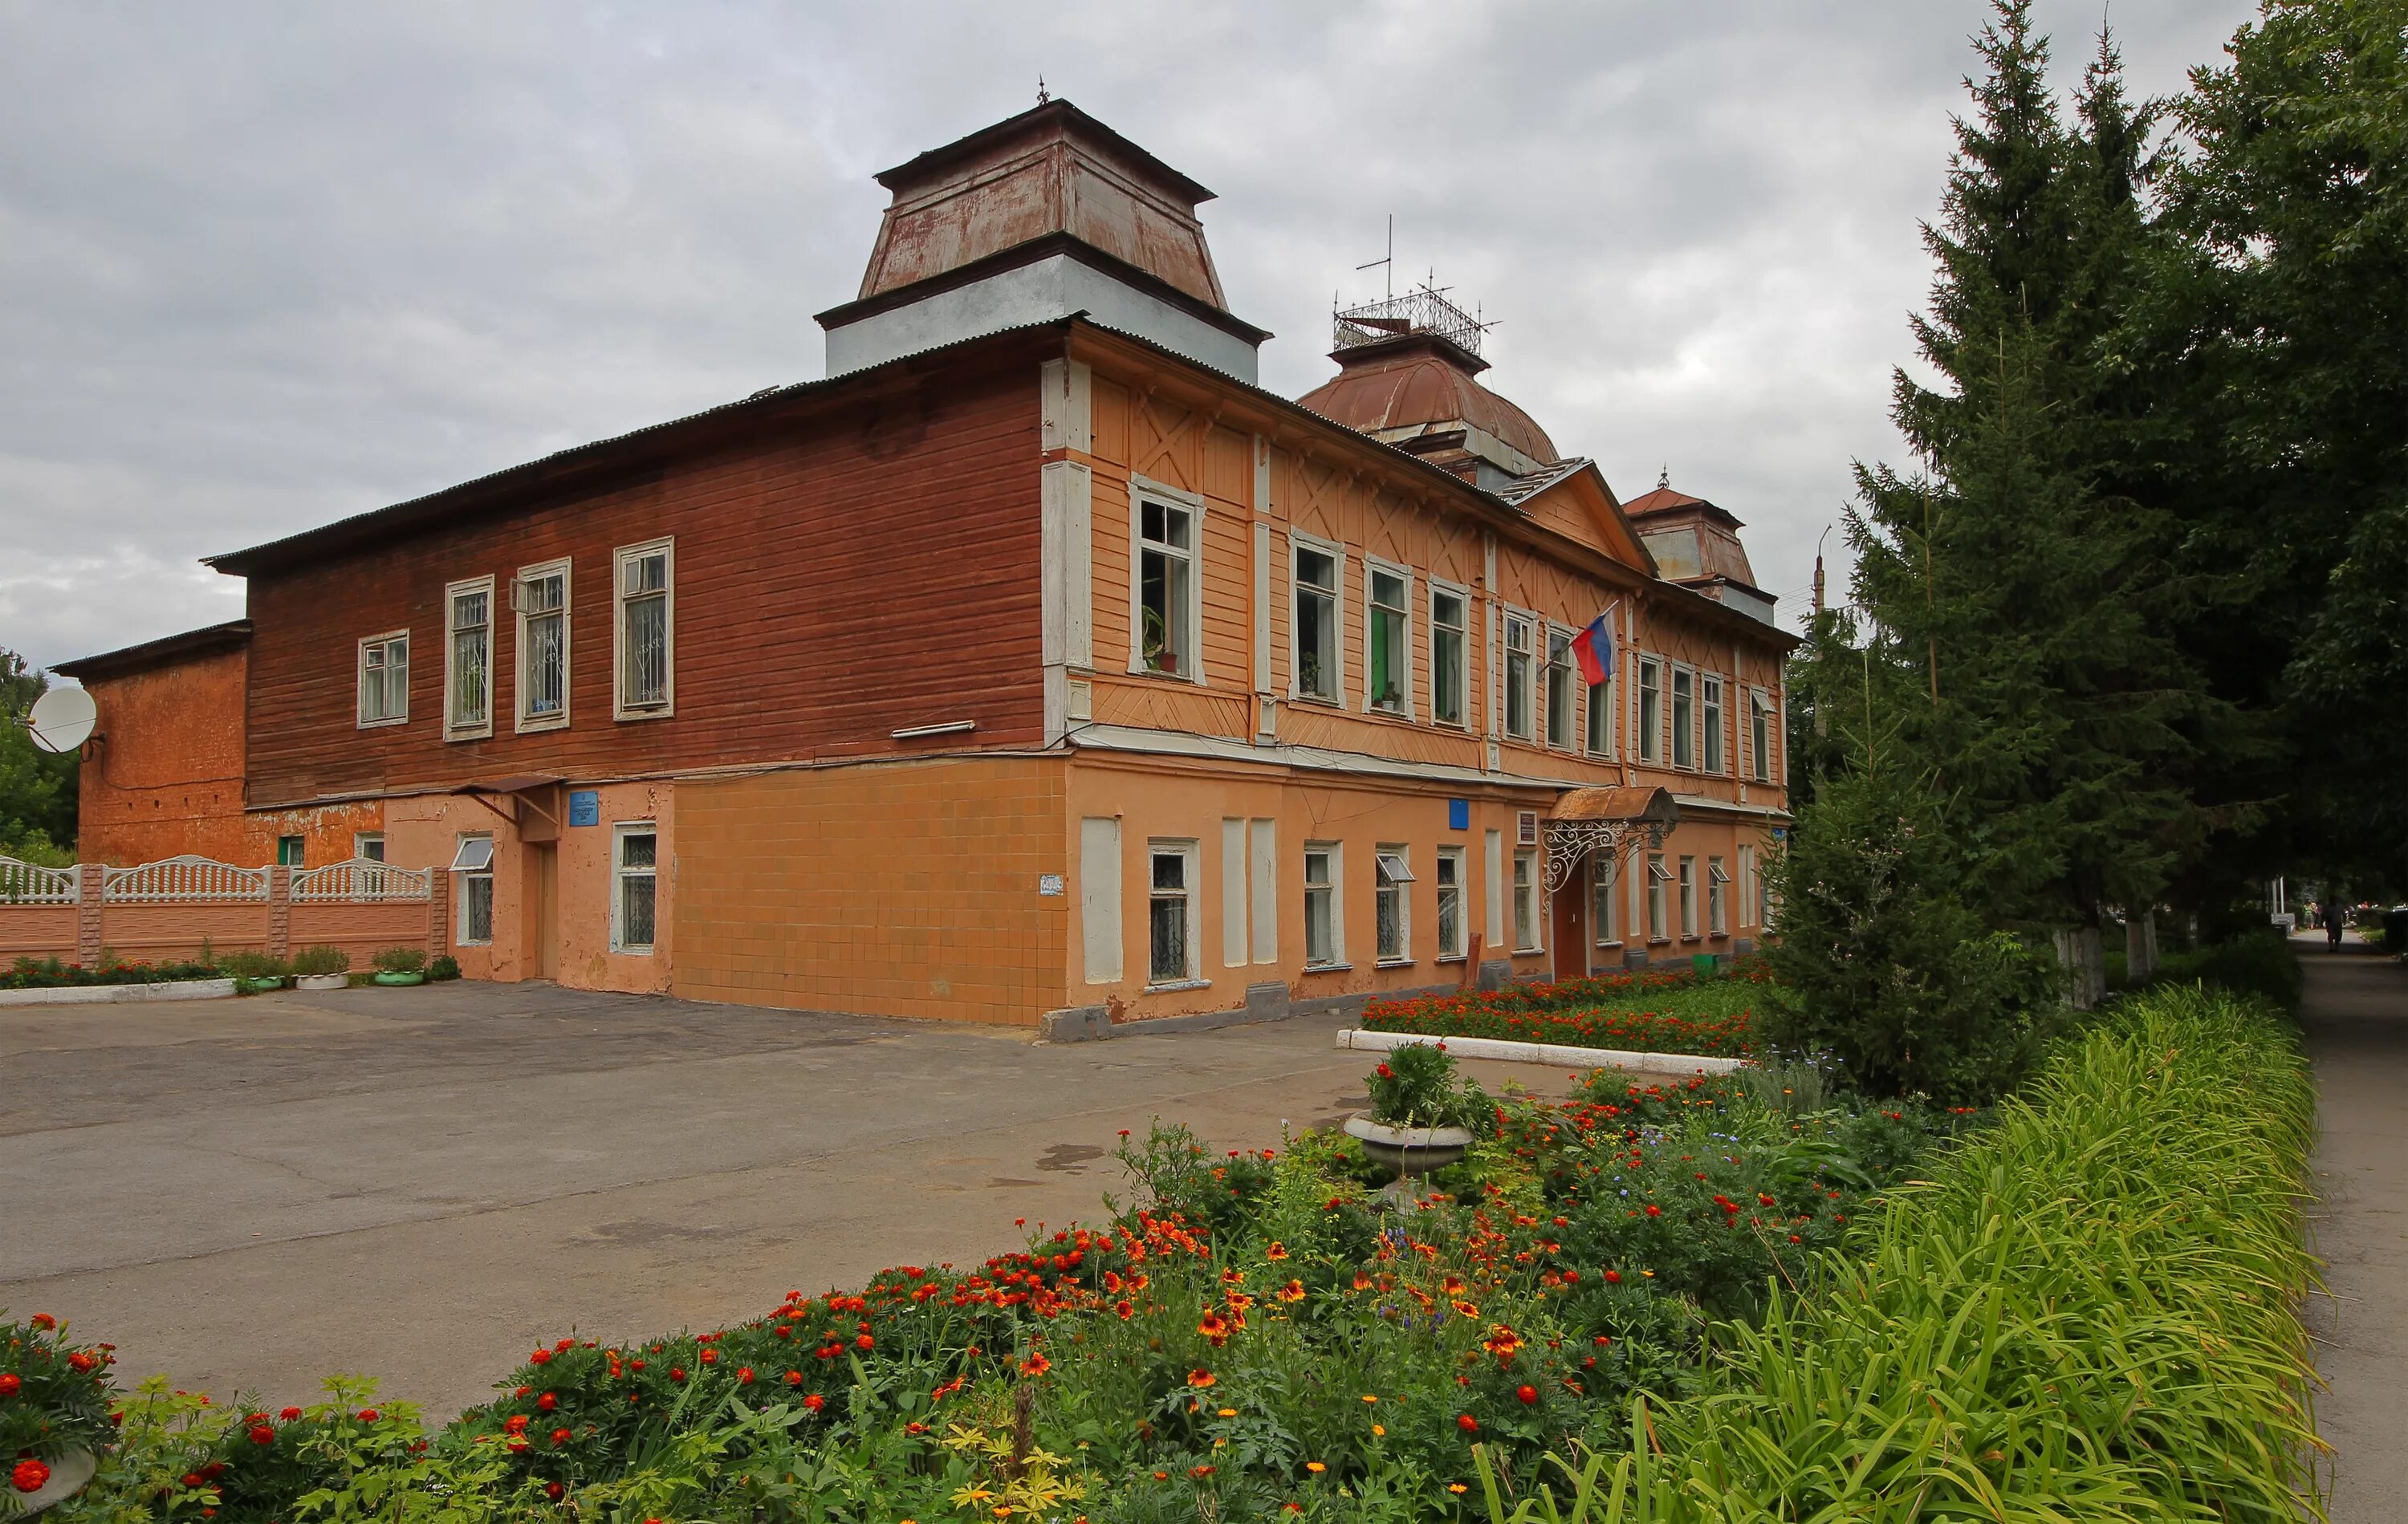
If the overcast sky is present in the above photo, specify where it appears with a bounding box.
[0,0,2258,673]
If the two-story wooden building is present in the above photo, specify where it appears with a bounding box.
[60,100,1793,1029]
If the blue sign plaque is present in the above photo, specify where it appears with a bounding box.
[567,790,601,827]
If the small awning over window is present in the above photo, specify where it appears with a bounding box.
[1545,786,1681,828]
[449,837,494,873]
[1376,852,1415,884]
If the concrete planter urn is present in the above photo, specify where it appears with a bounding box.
[295,973,348,993]
[371,971,425,987]
[13,1448,99,1517]
[1343,1115,1474,1179]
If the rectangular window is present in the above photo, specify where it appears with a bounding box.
[1751,691,1774,782]
[1435,846,1466,959]
[1375,847,1413,962]
[1586,668,1614,757]
[445,579,493,738]
[1367,565,1409,714]
[1430,586,1468,726]
[1708,855,1729,935]
[356,632,409,727]
[353,833,384,863]
[1147,841,1198,983]
[277,835,305,868]
[1304,843,1341,968]
[1678,855,1698,937]
[1738,843,1756,926]
[451,835,495,946]
[1294,543,1340,701]
[1503,613,1536,740]
[1672,668,1695,769]
[615,539,673,718]
[1702,676,1724,773]
[1545,628,1576,748]
[515,560,570,729]
[1646,853,1670,941]
[1136,496,1198,679]
[1637,656,1662,762]
[1512,849,1541,951]
[614,825,658,954]
[1591,855,1618,945]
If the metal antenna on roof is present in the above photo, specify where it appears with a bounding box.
[1658,465,1670,490]
[1355,214,1393,302]
[1036,75,1049,105]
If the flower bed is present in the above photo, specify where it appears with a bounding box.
[47,1064,1968,1523]
[3,957,223,990]
[2,1312,117,1509]
[1360,961,1769,1058]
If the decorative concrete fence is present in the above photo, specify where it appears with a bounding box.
[0,854,435,970]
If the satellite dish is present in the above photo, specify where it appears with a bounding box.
[26,686,97,754]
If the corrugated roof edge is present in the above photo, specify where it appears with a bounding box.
[54,619,253,682]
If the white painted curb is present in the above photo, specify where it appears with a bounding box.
[1335,1027,1747,1076]
[0,977,240,1007]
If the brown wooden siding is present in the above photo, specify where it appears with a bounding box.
[243,355,1047,807]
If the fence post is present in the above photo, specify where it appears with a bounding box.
[76,864,104,967]
[268,865,291,960]
[426,867,447,959]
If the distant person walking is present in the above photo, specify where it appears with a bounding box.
[2322,899,2346,949]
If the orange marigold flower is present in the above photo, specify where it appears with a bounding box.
[1188,1368,1216,1388]
[1265,1242,1289,1260]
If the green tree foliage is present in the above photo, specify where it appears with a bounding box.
[0,648,79,863]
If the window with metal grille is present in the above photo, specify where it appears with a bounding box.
[445,581,492,737]
[615,825,657,953]
[1646,853,1670,941]
[1148,842,1196,982]
[1591,856,1617,945]
[1375,847,1413,961]
[1708,855,1730,934]
[1435,846,1466,958]
[1513,849,1541,952]
[1678,855,1698,937]
[356,632,408,726]
[516,563,569,728]
[452,835,494,946]
[1304,843,1340,967]
[616,541,673,717]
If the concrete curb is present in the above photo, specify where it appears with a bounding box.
[1333,1027,1748,1077]
[0,977,239,1008]
[1038,978,1470,1043]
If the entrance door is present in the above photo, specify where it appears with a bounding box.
[1551,853,1587,981]
[530,843,559,981]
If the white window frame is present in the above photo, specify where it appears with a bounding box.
[1708,855,1730,936]
[1434,844,1467,960]
[612,822,659,955]
[613,538,676,721]
[1585,663,1615,758]
[1636,656,1663,763]
[1429,580,1470,729]
[1544,624,1579,750]
[1678,855,1698,938]
[1290,533,1346,705]
[514,558,571,733]
[451,834,495,947]
[1737,843,1756,928]
[1511,847,1543,953]
[1670,665,1696,770]
[356,630,409,729]
[1128,478,1206,685]
[1591,854,1619,946]
[1646,853,1670,941]
[441,578,494,740]
[1702,674,1726,774]
[1503,611,1537,742]
[1145,838,1202,987]
[1363,558,1415,717]
[1303,841,1344,969]
[353,831,385,863]
[1374,845,1414,964]
[1750,689,1775,782]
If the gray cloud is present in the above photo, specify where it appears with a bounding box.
[0,0,2253,669]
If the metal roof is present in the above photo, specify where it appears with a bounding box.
[54,620,252,682]
[1492,457,1593,506]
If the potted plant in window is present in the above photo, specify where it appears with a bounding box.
[1141,607,1178,676]
[291,945,352,992]
[370,947,427,986]
[2,1313,115,1518]
[1344,1042,1487,1197]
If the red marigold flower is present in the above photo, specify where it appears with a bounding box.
[854,1333,874,1351]
[803,1392,826,1412]
[279,1407,301,1420]
[249,1426,275,1445]
[551,1428,571,1445]
[1516,1384,1539,1404]
[1457,1413,1479,1433]
[0,1374,18,1396]
[536,1392,557,1411]
[28,1315,55,1331]
[544,1481,565,1502]
[668,1368,686,1383]
[357,1408,379,1423]
[11,1459,51,1494]
[1188,1368,1216,1388]
[529,1349,551,1364]
[67,1352,96,1373]
[1645,1205,1662,1217]
[1605,1270,1621,1283]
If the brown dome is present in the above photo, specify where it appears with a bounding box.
[1296,333,1558,468]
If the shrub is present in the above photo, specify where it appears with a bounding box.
[428,953,462,981]
[1364,1042,1491,1131]
[1,1312,118,1491]
[2154,925,2302,1010]
[2,958,222,990]
[370,946,427,975]
[288,945,351,977]
[1361,966,1765,1058]
[218,950,289,981]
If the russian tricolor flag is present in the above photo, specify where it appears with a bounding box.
[1571,611,1615,686]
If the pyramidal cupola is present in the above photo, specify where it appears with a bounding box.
[816,99,1271,381]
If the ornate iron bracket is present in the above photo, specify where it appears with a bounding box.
[1540,818,1673,894]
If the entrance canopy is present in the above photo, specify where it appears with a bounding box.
[1540,786,1680,892]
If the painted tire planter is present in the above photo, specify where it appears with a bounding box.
[242,976,288,993]
[11,1448,98,1517]
[371,971,426,986]
[295,973,349,992]
[1343,1115,1475,1177]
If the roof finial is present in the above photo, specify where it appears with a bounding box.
[1658,464,1670,490]
[1036,75,1049,106]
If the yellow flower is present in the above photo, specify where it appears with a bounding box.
[1306,1461,1327,1473]
[1450,1483,1469,1494]
[1361,1394,1378,1404]
[1218,1407,1237,1418]
[1372,1424,1385,1437]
